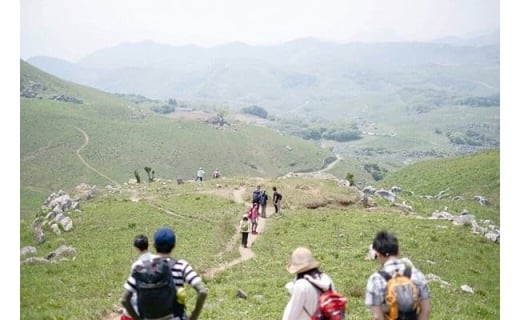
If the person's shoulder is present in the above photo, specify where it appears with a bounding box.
[367,270,384,282]
[410,266,428,282]
[171,258,191,267]
[131,254,156,269]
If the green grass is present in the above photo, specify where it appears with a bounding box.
[20,164,499,319]
[20,60,500,319]
[20,60,333,208]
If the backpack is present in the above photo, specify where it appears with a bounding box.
[378,266,419,320]
[259,192,268,205]
[252,190,262,203]
[306,280,348,320]
[241,220,249,232]
[132,257,186,319]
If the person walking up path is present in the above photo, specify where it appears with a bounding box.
[239,214,251,248]
[248,202,260,234]
[259,189,268,218]
[273,186,283,214]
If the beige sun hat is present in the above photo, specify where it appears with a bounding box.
[287,247,320,274]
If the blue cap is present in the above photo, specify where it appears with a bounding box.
[154,227,176,247]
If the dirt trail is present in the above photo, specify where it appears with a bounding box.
[101,186,274,320]
[74,127,120,186]
[201,187,275,278]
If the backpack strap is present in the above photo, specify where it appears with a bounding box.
[302,278,325,319]
[378,270,392,281]
[378,266,413,280]
[403,266,412,278]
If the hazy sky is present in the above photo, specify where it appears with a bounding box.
[21,0,499,62]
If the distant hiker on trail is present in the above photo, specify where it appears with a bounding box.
[282,247,337,320]
[248,202,260,234]
[252,185,262,204]
[213,168,220,179]
[239,214,251,248]
[273,186,283,213]
[121,227,208,320]
[259,189,268,218]
[120,234,153,320]
[195,168,205,183]
[365,230,431,320]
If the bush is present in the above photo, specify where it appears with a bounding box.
[241,105,268,119]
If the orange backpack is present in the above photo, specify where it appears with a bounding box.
[378,266,419,320]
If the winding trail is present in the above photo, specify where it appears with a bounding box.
[74,127,120,186]
[101,186,275,320]
[201,187,275,279]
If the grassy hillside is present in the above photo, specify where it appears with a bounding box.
[21,60,333,209]
[19,149,500,319]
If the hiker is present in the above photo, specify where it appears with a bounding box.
[120,234,153,320]
[213,168,220,179]
[195,167,205,183]
[282,247,336,320]
[273,186,283,213]
[252,185,262,204]
[259,189,268,218]
[121,227,208,320]
[365,230,431,320]
[248,202,260,234]
[239,214,251,248]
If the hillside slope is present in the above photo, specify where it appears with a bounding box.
[20,60,333,208]
[20,160,500,319]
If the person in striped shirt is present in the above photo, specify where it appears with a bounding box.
[121,227,208,320]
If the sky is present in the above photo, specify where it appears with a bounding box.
[20,0,500,62]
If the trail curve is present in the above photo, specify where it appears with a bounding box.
[74,127,120,186]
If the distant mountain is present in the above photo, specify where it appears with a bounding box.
[26,38,499,111]
[432,30,500,47]
[24,56,98,84]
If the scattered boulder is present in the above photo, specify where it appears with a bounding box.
[20,246,37,258]
[236,289,248,299]
[362,186,377,195]
[375,189,396,203]
[460,284,475,294]
[473,196,489,205]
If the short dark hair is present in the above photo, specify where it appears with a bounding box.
[272,186,277,191]
[372,230,399,257]
[133,234,149,251]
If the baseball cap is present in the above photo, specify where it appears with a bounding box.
[154,227,176,247]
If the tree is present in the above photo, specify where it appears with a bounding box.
[216,107,229,126]
[241,105,268,119]
[345,172,355,186]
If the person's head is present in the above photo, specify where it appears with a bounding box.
[133,234,149,252]
[243,214,248,220]
[273,186,277,191]
[287,247,320,275]
[372,230,399,260]
[153,227,176,254]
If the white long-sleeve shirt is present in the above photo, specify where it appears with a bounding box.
[282,272,335,320]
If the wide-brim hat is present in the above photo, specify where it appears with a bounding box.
[287,247,320,274]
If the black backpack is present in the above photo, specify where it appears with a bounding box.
[252,190,262,203]
[132,257,186,319]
